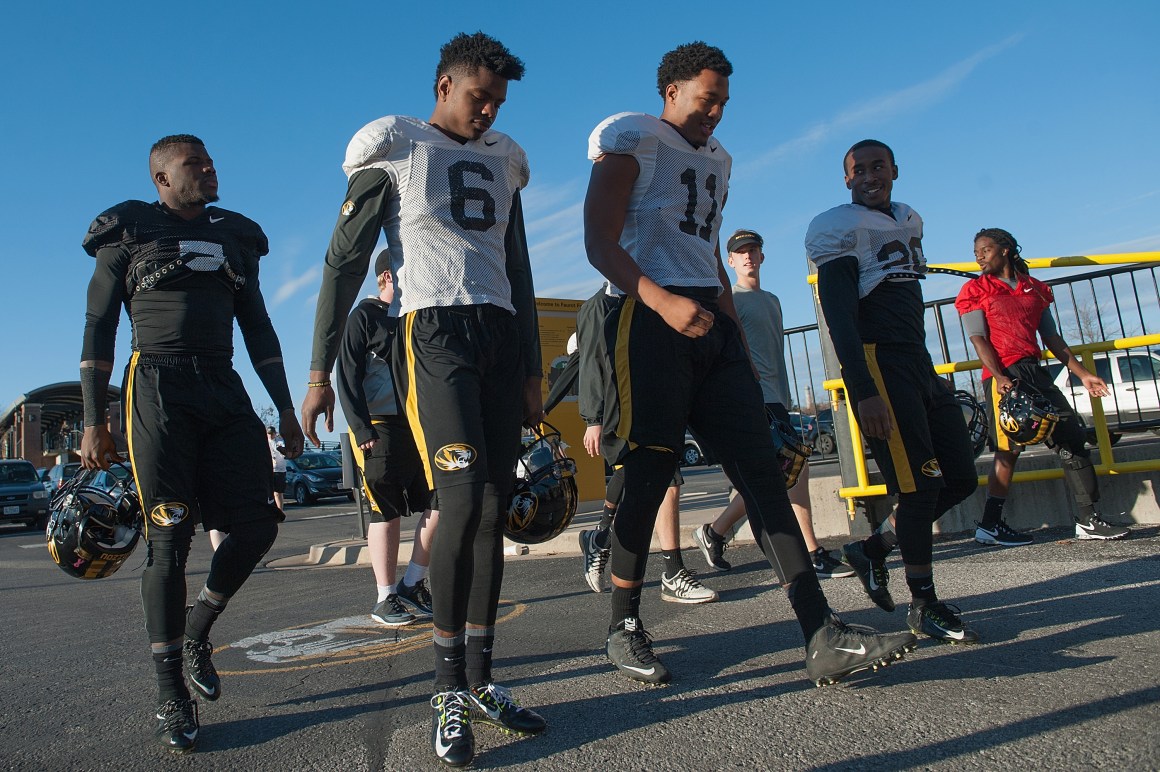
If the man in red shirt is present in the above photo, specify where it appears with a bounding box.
[955,227,1129,542]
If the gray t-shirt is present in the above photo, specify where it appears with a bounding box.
[733,283,791,407]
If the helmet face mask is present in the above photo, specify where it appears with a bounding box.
[505,423,579,545]
[46,468,143,580]
[997,380,1059,446]
[954,390,988,458]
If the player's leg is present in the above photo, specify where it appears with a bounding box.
[790,462,853,578]
[580,465,621,592]
[658,478,717,604]
[975,372,1027,544]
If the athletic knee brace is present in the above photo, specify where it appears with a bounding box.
[609,447,677,581]
[1058,446,1099,508]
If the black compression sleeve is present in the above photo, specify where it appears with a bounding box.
[80,365,112,427]
[504,191,542,378]
[82,246,128,362]
[310,168,393,373]
[817,256,878,399]
[235,257,294,412]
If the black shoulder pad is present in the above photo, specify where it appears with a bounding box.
[210,207,270,258]
[81,200,148,257]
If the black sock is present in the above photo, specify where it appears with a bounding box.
[906,573,937,606]
[610,585,642,629]
[153,646,189,703]
[433,633,467,692]
[185,590,227,642]
[982,496,1006,528]
[661,548,685,576]
[465,628,495,689]
[863,533,895,562]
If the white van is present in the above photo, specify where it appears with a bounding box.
[1044,348,1160,430]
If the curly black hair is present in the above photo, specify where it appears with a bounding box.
[433,32,525,96]
[975,227,1029,274]
[656,42,732,97]
[843,139,895,172]
[149,134,205,171]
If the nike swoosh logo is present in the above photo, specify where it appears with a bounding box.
[209,216,224,223]
[184,730,198,740]
[484,139,498,146]
[435,735,453,755]
[868,575,880,591]
[622,664,655,675]
[836,644,866,655]
[931,623,966,640]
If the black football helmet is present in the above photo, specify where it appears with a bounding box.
[505,422,579,545]
[769,417,812,489]
[46,467,143,580]
[997,380,1059,446]
[954,390,988,458]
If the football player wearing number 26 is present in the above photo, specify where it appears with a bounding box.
[808,140,980,645]
[301,32,546,769]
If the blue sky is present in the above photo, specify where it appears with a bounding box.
[3,1,1158,440]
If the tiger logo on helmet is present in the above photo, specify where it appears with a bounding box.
[505,422,578,545]
[46,466,143,580]
[997,379,1059,446]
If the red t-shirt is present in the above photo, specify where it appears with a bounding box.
[955,274,1053,379]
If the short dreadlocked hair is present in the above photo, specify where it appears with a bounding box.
[975,227,1029,274]
[433,32,525,96]
[843,139,895,172]
[656,42,732,97]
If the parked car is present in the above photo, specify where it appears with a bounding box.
[680,429,720,467]
[0,459,51,529]
[284,452,353,505]
[1045,349,1160,441]
[47,462,82,491]
[813,409,837,455]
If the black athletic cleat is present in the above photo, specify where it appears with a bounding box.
[467,682,547,736]
[183,638,220,702]
[154,697,199,753]
[431,691,474,767]
[606,617,671,685]
[975,519,1033,546]
[842,540,895,612]
[579,529,611,593]
[396,578,434,618]
[907,602,980,644]
[813,547,855,578]
[693,523,732,571]
[1075,513,1129,540]
[806,614,917,686]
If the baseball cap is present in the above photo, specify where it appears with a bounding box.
[374,249,391,276]
[727,229,763,253]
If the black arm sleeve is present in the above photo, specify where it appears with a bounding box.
[576,296,607,425]
[817,256,878,399]
[235,254,294,412]
[80,246,129,426]
[310,168,394,373]
[335,305,376,446]
[504,190,542,378]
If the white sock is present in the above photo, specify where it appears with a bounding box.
[402,562,428,586]
[376,584,391,603]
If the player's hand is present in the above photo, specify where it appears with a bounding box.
[358,438,378,451]
[522,376,545,428]
[657,293,714,338]
[301,383,334,448]
[1081,373,1109,398]
[857,395,894,441]
[79,426,121,470]
[584,424,603,457]
[278,410,306,459]
[995,375,1014,394]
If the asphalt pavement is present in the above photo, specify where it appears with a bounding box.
[3,491,1158,770]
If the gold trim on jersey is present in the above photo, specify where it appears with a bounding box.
[989,378,1017,452]
[124,352,147,538]
[863,344,917,493]
[348,426,383,515]
[402,313,435,488]
[614,298,637,452]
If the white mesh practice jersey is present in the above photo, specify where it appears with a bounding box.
[343,115,530,315]
[588,113,730,291]
[804,202,925,299]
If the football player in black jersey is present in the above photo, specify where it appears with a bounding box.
[808,140,980,644]
[584,42,917,688]
[79,135,304,753]
[300,33,545,767]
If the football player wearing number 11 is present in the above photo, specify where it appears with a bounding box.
[301,32,546,768]
[584,42,917,689]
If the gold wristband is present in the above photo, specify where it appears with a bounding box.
[307,381,332,388]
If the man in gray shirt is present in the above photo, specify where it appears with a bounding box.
[694,229,853,579]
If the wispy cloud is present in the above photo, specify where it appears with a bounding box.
[736,34,1024,179]
[271,266,321,307]
[1082,233,1160,255]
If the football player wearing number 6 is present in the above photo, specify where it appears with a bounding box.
[585,42,917,689]
[808,140,980,644]
[301,32,546,768]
